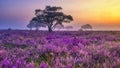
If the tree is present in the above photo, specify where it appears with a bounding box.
[27,6,73,32]
[65,26,73,29]
[81,24,92,31]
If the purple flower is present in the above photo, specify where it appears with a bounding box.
[40,61,49,68]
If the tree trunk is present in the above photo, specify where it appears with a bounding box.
[48,26,52,32]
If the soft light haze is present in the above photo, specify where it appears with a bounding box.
[0,0,120,30]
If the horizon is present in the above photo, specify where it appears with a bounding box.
[0,0,120,30]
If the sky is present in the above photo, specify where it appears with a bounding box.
[0,0,120,30]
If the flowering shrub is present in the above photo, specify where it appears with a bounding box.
[0,30,120,68]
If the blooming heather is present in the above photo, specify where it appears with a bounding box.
[0,30,120,68]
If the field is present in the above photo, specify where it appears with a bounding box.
[0,30,120,68]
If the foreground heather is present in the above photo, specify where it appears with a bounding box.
[0,30,120,68]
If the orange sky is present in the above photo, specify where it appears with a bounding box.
[64,0,120,23]
[60,0,120,30]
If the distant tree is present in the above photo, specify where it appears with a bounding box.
[81,24,92,31]
[27,17,46,30]
[54,24,64,31]
[78,29,83,32]
[27,6,73,32]
[27,18,37,30]
[65,26,73,29]
[8,28,12,30]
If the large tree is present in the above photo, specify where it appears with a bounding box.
[27,6,73,32]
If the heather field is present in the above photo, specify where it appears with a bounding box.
[0,30,120,68]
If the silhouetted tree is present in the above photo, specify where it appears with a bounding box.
[81,24,92,31]
[27,6,73,32]
[8,28,12,31]
[65,26,73,29]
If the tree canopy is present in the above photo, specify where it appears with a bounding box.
[27,6,73,32]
